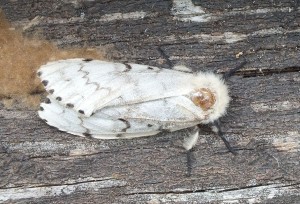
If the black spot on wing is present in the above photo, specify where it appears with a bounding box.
[147,124,153,127]
[56,97,62,101]
[83,58,93,62]
[45,98,51,104]
[147,66,161,72]
[49,89,54,94]
[42,80,48,86]
[66,103,74,108]
[118,118,131,132]
[79,110,85,114]
[39,106,44,111]
[83,131,92,138]
[37,71,42,76]
[158,126,171,133]
[124,63,132,72]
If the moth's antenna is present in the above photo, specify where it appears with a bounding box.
[222,60,247,81]
[212,120,237,155]
[213,60,246,154]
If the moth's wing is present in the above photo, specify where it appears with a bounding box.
[38,97,162,138]
[39,96,87,134]
[38,59,136,117]
[38,58,196,117]
[38,96,204,139]
[106,66,196,107]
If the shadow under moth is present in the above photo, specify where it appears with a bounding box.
[38,58,245,155]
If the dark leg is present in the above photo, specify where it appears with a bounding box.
[183,127,199,177]
[186,148,196,177]
[212,120,237,155]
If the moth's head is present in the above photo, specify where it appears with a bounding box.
[191,88,216,111]
[191,73,230,123]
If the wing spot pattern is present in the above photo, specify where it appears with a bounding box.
[159,126,171,133]
[66,103,74,108]
[148,66,162,73]
[83,58,93,62]
[79,63,101,90]
[118,118,131,132]
[42,80,48,86]
[83,131,92,138]
[45,98,51,104]
[124,63,132,71]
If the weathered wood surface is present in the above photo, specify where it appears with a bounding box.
[1,0,300,203]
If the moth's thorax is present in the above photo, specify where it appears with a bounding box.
[191,88,216,111]
[191,72,230,123]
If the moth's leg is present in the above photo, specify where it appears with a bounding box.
[211,120,237,155]
[183,126,199,151]
[183,127,199,177]
[186,148,196,177]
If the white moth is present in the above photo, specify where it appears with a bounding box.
[38,58,230,151]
